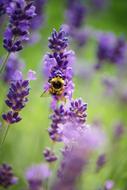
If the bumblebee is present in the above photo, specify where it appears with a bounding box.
[49,76,65,96]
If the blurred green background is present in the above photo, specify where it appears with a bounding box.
[0,0,127,189]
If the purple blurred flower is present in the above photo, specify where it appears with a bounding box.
[27,69,36,81]
[0,54,24,83]
[60,122,106,148]
[48,98,87,142]
[71,29,89,47]
[96,154,106,172]
[52,123,106,190]
[43,28,75,108]
[3,0,36,52]
[53,146,86,190]
[91,0,107,10]
[120,88,127,103]
[43,147,58,162]
[96,33,115,69]
[2,70,36,124]
[26,163,51,190]
[104,180,114,190]
[65,0,88,48]
[96,34,127,69]
[0,163,18,189]
[31,0,46,30]
[102,76,117,96]
[113,122,124,140]
[110,37,127,65]
[65,1,86,29]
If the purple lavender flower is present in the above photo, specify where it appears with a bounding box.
[43,28,75,108]
[2,70,36,124]
[43,147,58,162]
[26,163,51,190]
[3,0,36,52]
[0,163,18,188]
[0,54,24,83]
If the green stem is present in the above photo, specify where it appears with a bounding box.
[45,178,49,190]
[0,124,10,148]
[0,52,10,74]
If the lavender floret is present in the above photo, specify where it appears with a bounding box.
[43,147,58,162]
[48,29,68,51]
[0,163,18,188]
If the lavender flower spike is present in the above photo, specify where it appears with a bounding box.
[43,28,75,109]
[3,0,36,52]
[2,70,36,124]
[0,163,18,188]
